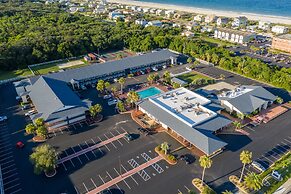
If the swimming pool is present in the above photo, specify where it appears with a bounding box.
[137,87,162,99]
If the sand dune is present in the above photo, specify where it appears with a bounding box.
[108,0,291,25]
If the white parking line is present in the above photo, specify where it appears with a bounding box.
[281,142,290,150]
[277,144,288,152]
[106,171,122,190]
[64,150,75,167]
[104,134,117,149]
[0,147,12,153]
[61,162,67,171]
[184,185,190,192]
[0,155,13,162]
[1,160,14,166]
[4,183,20,191]
[273,147,285,156]
[245,126,255,132]
[83,182,89,192]
[85,141,97,157]
[98,174,112,194]
[4,177,20,186]
[3,168,17,175]
[74,186,80,194]
[98,136,110,151]
[0,151,13,157]
[261,155,274,163]
[9,188,22,194]
[113,168,131,189]
[284,138,291,144]
[0,141,11,146]
[2,163,15,170]
[78,144,90,161]
[120,165,138,185]
[91,178,97,188]
[110,132,123,146]
[3,173,18,181]
[91,138,103,154]
[71,147,83,164]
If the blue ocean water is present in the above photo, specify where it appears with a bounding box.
[138,0,291,17]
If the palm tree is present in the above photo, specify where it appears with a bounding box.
[199,155,213,186]
[111,86,117,96]
[89,104,103,118]
[34,118,44,127]
[221,190,232,194]
[96,80,105,93]
[239,150,252,182]
[36,125,48,139]
[104,81,111,92]
[116,101,126,112]
[147,74,155,85]
[127,91,140,108]
[160,142,169,155]
[244,172,262,191]
[25,123,36,135]
[233,121,242,130]
[163,71,171,84]
[118,77,125,94]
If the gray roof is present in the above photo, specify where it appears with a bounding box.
[44,49,178,83]
[29,76,89,121]
[139,99,229,155]
[219,86,277,114]
[171,77,187,85]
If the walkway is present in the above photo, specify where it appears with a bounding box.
[86,156,163,194]
[57,132,127,164]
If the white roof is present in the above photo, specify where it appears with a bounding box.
[150,88,217,127]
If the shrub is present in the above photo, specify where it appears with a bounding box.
[167,154,176,162]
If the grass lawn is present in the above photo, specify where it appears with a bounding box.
[31,63,60,75]
[200,36,236,47]
[0,69,32,81]
[176,72,212,83]
[259,152,291,194]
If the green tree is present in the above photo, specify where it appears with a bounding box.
[163,71,171,84]
[244,172,262,191]
[89,104,103,118]
[160,142,169,155]
[116,101,126,112]
[30,144,57,175]
[111,86,117,95]
[239,150,252,182]
[96,80,105,93]
[233,121,242,129]
[127,91,140,108]
[36,125,48,139]
[118,77,126,94]
[104,81,111,91]
[221,190,232,194]
[25,123,36,135]
[35,118,44,127]
[199,155,213,186]
[276,96,283,104]
[172,82,181,89]
[187,57,193,64]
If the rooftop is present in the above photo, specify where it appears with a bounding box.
[216,28,256,36]
[150,88,217,127]
[276,34,291,40]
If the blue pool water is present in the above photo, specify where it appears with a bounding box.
[137,87,162,99]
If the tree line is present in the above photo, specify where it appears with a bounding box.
[0,2,290,91]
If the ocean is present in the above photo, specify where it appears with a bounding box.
[137,0,291,17]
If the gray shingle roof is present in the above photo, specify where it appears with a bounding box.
[44,49,178,83]
[219,86,277,114]
[29,76,89,121]
[139,99,229,155]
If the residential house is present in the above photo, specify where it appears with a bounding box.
[271,25,289,34]
[181,31,195,38]
[205,15,217,23]
[193,14,204,22]
[214,28,256,44]
[258,21,271,31]
[217,17,229,26]
[232,16,248,27]
[156,9,165,16]
[146,20,162,27]
[135,19,148,26]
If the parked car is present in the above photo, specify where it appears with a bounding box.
[124,134,134,141]
[16,96,21,101]
[25,110,36,116]
[251,161,267,172]
[22,104,31,110]
[103,94,112,100]
[81,85,87,90]
[180,155,191,164]
[0,116,8,122]
[16,141,25,149]
[107,98,118,106]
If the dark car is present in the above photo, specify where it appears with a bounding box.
[180,155,191,164]
[124,134,134,141]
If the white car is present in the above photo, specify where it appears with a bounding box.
[0,116,8,122]
[103,94,112,100]
[251,161,266,172]
[108,99,118,106]
[25,110,36,116]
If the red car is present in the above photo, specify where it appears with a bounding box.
[16,141,24,149]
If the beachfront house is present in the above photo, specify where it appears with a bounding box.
[146,20,163,27]
[205,15,218,23]
[185,21,199,30]
[165,10,175,18]
[258,21,272,31]
[232,16,248,27]
[214,28,256,44]
[156,9,165,16]
[194,14,204,22]
[271,25,289,34]
[135,19,148,26]
[217,17,229,26]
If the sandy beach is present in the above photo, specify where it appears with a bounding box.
[108,0,291,25]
